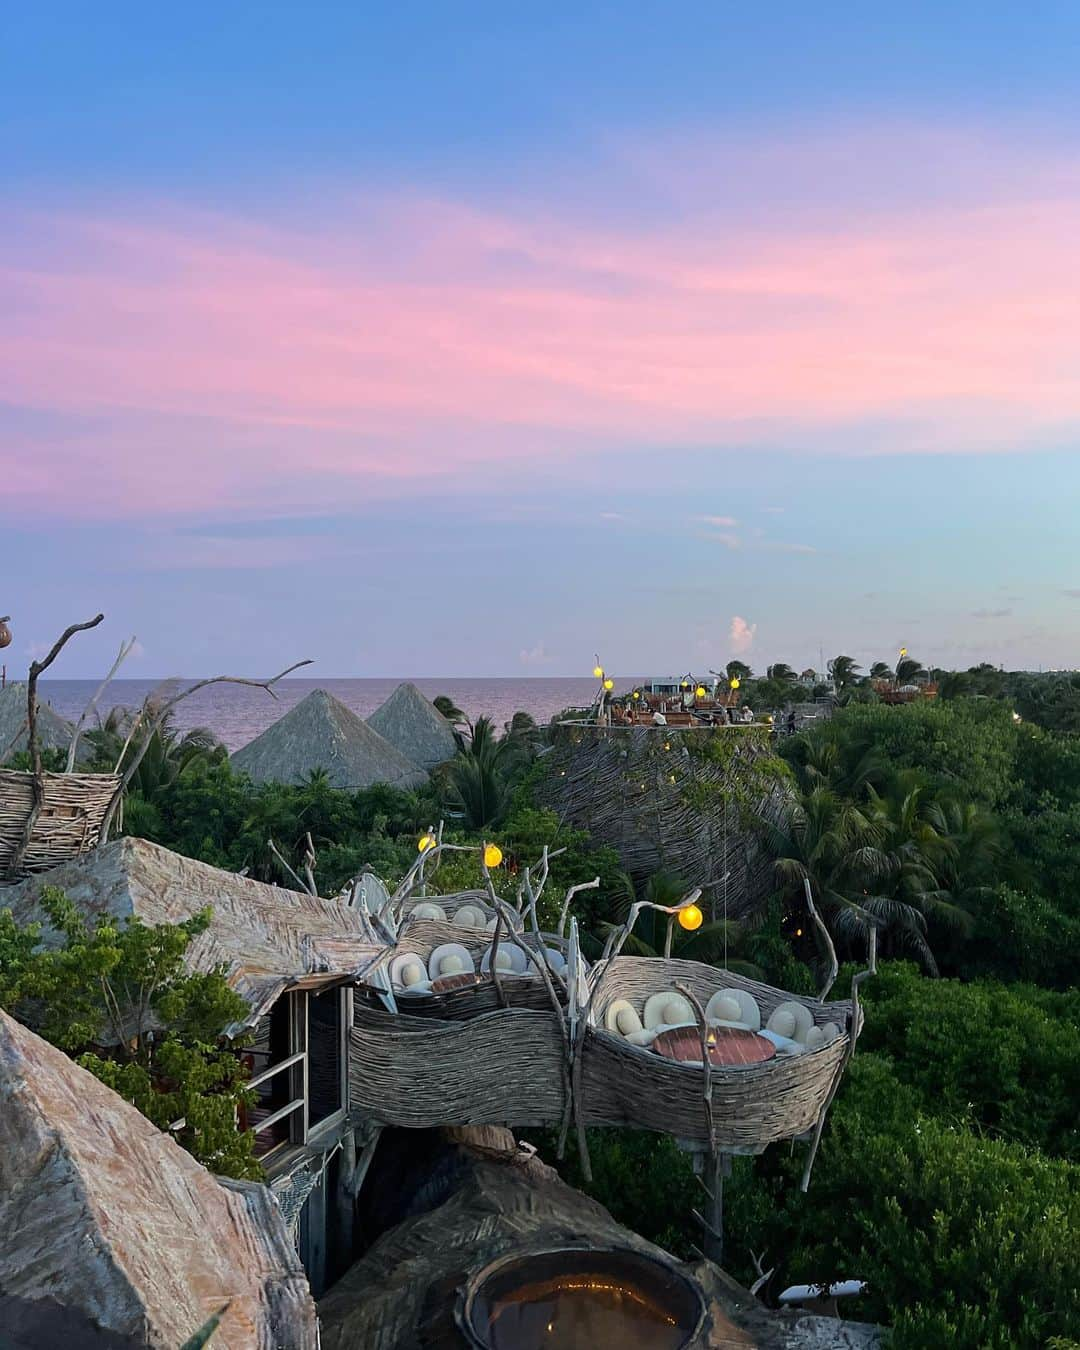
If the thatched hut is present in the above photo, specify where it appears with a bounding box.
[318,1125,881,1349]
[367,681,458,770]
[0,1009,319,1349]
[534,724,794,919]
[231,688,429,790]
[0,681,81,760]
[1,836,386,1029]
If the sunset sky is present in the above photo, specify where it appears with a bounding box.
[4,4,1080,677]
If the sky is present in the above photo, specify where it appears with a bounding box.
[3,3,1080,678]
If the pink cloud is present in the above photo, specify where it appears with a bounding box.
[4,125,1080,519]
[730,616,757,654]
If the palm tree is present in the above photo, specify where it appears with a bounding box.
[86,707,222,797]
[828,655,861,691]
[433,694,472,746]
[441,715,528,829]
[766,663,797,684]
[726,660,753,682]
[869,662,892,680]
[896,656,928,684]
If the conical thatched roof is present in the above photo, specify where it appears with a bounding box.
[2,837,386,1029]
[366,682,458,770]
[0,1009,319,1349]
[0,682,78,760]
[231,688,429,790]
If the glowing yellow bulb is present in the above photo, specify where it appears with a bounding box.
[730,677,741,690]
[632,690,640,700]
[795,927,803,937]
[899,647,907,658]
[603,678,614,690]
[483,843,503,869]
[418,833,437,853]
[695,685,706,697]
[681,679,690,688]
[678,903,704,931]
[593,665,605,679]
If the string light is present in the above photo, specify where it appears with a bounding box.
[593,665,605,679]
[678,903,704,931]
[603,678,614,691]
[483,843,503,869]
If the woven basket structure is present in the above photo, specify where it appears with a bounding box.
[534,724,794,915]
[349,1003,569,1129]
[361,916,571,1019]
[581,956,854,1151]
[0,770,120,883]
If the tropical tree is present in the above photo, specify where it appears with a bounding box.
[441,715,532,829]
[433,694,472,743]
[766,663,797,684]
[1,888,259,1178]
[828,654,861,690]
[869,661,892,680]
[726,660,753,682]
[896,655,928,684]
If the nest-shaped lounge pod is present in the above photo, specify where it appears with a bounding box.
[579,956,855,1152]
[363,915,575,1020]
[349,1002,569,1129]
[0,770,121,882]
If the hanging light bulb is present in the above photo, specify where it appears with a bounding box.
[603,678,614,691]
[695,685,706,698]
[483,843,503,868]
[678,903,704,931]
[730,677,741,690]
[418,832,437,853]
[593,664,605,679]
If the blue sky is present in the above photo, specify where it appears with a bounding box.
[3,4,1080,677]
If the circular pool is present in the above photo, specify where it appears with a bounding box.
[459,1245,706,1349]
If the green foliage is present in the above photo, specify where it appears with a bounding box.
[0,888,259,1179]
[723,1056,1080,1349]
[859,963,1080,1160]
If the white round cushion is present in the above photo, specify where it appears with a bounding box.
[454,905,486,929]
[439,954,465,976]
[493,950,514,972]
[768,1008,797,1039]
[400,960,425,987]
[643,991,695,1031]
[605,998,643,1036]
[412,902,447,922]
[708,996,742,1025]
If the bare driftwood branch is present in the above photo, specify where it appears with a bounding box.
[302,831,318,897]
[268,837,313,895]
[556,877,599,939]
[800,923,877,1193]
[27,614,105,777]
[100,658,312,838]
[803,877,839,1000]
[66,636,137,772]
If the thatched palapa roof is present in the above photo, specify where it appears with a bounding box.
[231,688,429,790]
[366,682,458,770]
[0,681,80,761]
[1,837,386,1028]
[0,1009,319,1349]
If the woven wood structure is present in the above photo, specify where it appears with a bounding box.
[0,768,120,883]
[534,724,793,916]
[580,956,854,1152]
[349,1003,569,1129]
[358,916,568,1019]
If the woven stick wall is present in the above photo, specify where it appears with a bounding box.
[580,956,854,1151]
[534,725,793,917]
[0,770,120,883]
[359,916,567,1019]
[349,1003,568,1128]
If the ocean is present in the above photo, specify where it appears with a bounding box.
[35,677,621,752]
